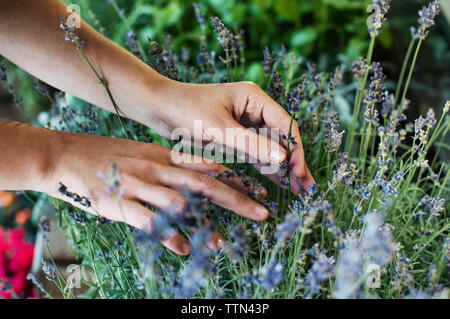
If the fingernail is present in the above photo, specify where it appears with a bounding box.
[256,186,267,197]
[256,206,269,220]
[217,236,226,251]
[182,242,192,255]
[270,148,285,164]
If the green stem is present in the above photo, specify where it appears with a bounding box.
[225,50,232,82]
[346,37,375,154]
[87,228,107,298]
[399,37,423,108]
[394,38,416,107]
[78,48,130,139]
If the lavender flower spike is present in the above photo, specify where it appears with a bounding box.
[411,1,440,39]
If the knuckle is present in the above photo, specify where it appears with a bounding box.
[234,191,251,208]
[195,173,217,189]
[120,171,137,185]
[142,159,162,172]
[241,81,259,90]
[206,161,223,174]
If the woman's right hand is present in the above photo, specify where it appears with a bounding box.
[42,130,269,255]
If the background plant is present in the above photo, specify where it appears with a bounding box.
[0,0,449,299]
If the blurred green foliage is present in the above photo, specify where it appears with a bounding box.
[59,0,450,104]
[69,0,375,71]
[68,0,449,120]
[2,0,448,124]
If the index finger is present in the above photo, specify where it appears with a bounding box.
[261,94,307,179]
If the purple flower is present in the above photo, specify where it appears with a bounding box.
[39,216,51,242]
[268,70,285,102]
[361,211,397,265]
[258,259,283,291]
[352,57,369,80]
[418,195,445,217]
[324,112,345,152]
[303,250,335,296]
[225,224,250,263]
[262,46,275,75]
[328,66,344,99]
[211,17,238,60]
[59,16,84,48]
[333,234,363,298]
[368,0,392,37]
[97,163,125,199]
[193,3,206,29]
[364,62,386,125]
[125,31,145,62]
[411,1,440,39]
[276,213,301,248]
[393,252,414,292]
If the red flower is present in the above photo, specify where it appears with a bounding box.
[0,227,35,299]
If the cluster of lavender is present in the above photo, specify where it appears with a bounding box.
[57,183,91,208]
[262,47,285,103]
[0,62,23,107]
[96,163,125,199]
[363,62,386,126]
[59,16,84,49]
[21,1,449,299]
[368,0,392,37]
[210,17,242,65]
[411,1,440,39]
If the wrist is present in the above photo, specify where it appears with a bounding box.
[117,65,178,128]
[28,127,65,195]
[0,121,62,194]
[126,76,187,136]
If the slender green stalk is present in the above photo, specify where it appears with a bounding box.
[84,222,138,298]
[346,37,375,154]
[87,228,107,298]
[225,50,232,82]
[78,49,130,139]
[399,38,423,108]
[394,38,416,106]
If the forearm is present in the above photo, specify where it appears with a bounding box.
[0,0,172,127]
[0,120,58,193]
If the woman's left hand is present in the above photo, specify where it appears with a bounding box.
[143,80,316,194]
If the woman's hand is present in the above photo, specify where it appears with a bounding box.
[42,130,269,255]
[0,1,314,194]
[143,80,316,195]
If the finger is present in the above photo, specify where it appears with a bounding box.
[298,164,316,193]
[252,161,301,195]
[127,179,226,252]
[220,123,287,166]
[168,152,267,198]
[127,179,187,213]
[158,166,269,221]
[260,98,307,179]
[202,218,226,251]
[120,200,192,256]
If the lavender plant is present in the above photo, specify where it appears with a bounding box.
[21,1,449,299]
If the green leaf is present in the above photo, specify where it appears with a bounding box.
[245,62,264,83]
[274,0,302,21]
[290,28,318,48]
